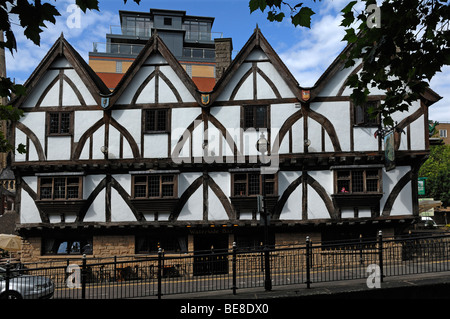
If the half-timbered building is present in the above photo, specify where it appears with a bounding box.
[11,25,440,261]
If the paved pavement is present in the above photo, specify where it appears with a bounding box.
[148,270,450,300]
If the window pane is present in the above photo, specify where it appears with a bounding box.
[338,180,350,193]
[248,174,260,195]
[67,186,79,199]
[157,110,167,131]
[54,178,66,199]
[145,110,156,131]
[354,105,365,125]
[366,179,378,192]
[148,176,160,197]
[244,107,254,128]
[49,113,59,134]
[255,106,266,128]
[161,175,173,183]
[40,187,52,199]
[265,181,274,195]
[162,184,174,197]
[60,113,70,133]
[134,185,146,198]
[234,183,246,196]
[352,171,364,192]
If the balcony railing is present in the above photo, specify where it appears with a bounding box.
[92,42,216,60]
[92,42,145,56]
[108,25,223,42]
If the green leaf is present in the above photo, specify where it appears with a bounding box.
[268,11,285,22]
[75,0,99,12]
[249,0,267,13]
[342,28,358,43]
[341,1,357,14]
[291,6,315,28]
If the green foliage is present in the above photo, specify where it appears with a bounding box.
[249,0,317,28]
[419,145,450,207]
[249,0,450,129]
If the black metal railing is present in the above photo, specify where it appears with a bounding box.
[2,232,450,299]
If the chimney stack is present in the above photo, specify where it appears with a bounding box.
[214,38,233,82]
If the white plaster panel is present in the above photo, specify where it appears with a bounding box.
[318,63,359,97]
[279,186,302,220]
[159,75,178,103]
[83,175,105,199]
[178,187,203,220]
[380,166,412,216]
[47,136,71,160]
[278,171,301,195]
[62,80,80,106]
[84,189,105,222]
[353,127,379,151]
[242,128,267,156]
[192,122,204,157]
[307,119,322,153]
[209,172,230,197]
[111,188,136,222]
[179,172,202,195]
[234,75,253,100]
[208,187,228,220]
[307,185,330,219]
[112,174,131,195]
[74,111,103,142]
[217,62,252,101]
[112,109,141,152]
[308,170,333,196]
[291,119,304,153]
[311,101,350,151]
[256,73,276,100]
[245,48,267,61]
[14,129,26,162]
[136,77,156,104]
[20,190,41,223]
[22,70,59,108]
[257,61,295,98]
[108,126,121,159]
[92,126,105,159]
[171,107,201,153]
[145,53,166,65]
[51,57,71,68]
[144,134,168,158]
[20,112,46,147]
[410,114,425,150]
[23,176,38,193]
[116,66,155,104]
[160,65,195,102]
[64,69,97,106]
[40,81,60,107]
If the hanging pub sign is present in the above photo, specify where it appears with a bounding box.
[384,131,395,171]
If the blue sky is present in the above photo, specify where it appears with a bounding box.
[5,0,449,121]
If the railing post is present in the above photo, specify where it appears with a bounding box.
[157,247,162,299]
[232,242,237,295]
[378,230,384,283]
[5,260,10,295]
[81,254,87,299]
[306,236,311,289]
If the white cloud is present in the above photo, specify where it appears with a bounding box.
[278,13,346,87]
[5,0,117,83]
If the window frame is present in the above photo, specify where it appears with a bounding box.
[143,109,169,133]
[131,174,178,199]
[334,168,382,195]
[38,176,83,201]
[353,101,380,127]
[42,236,93,255]
[47,112,73,136]
[243,105,268,130]
[231,172,277,197]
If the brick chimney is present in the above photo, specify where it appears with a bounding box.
[214,38,233,82]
